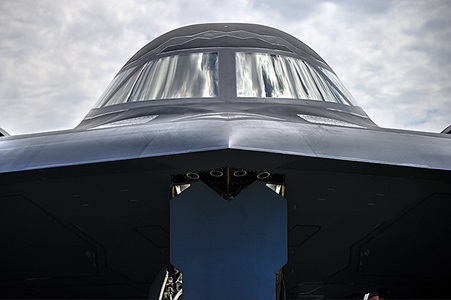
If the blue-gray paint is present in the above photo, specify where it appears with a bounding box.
[171,181,287,299]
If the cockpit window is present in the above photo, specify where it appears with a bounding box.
[93,66,139,108]
[94,52,219,108]
[319,67,357,105]
[93,51,356,109]
[236,52,356,105]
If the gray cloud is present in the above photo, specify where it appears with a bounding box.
[290,0,451,132]
[0,0,450,134]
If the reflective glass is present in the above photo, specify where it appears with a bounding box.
[94,67,138,108]
[319,67,357,105]
[96,53,218,108]
[236,52,355,105]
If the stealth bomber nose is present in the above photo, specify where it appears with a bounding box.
[77,23,377,130]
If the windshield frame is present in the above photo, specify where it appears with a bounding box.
[89,47,359,113]
[235,50,356,106]
[93,50,221,108]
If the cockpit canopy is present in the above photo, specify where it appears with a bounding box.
[94,51,356,108]
[80,23,375,130]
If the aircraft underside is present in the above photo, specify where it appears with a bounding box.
[1,149,450,299]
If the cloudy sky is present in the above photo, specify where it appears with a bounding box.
[1,0,450,135]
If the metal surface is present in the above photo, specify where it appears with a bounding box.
[171,181,287,299]
[1,117,450,174]
[0,23,450,299]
